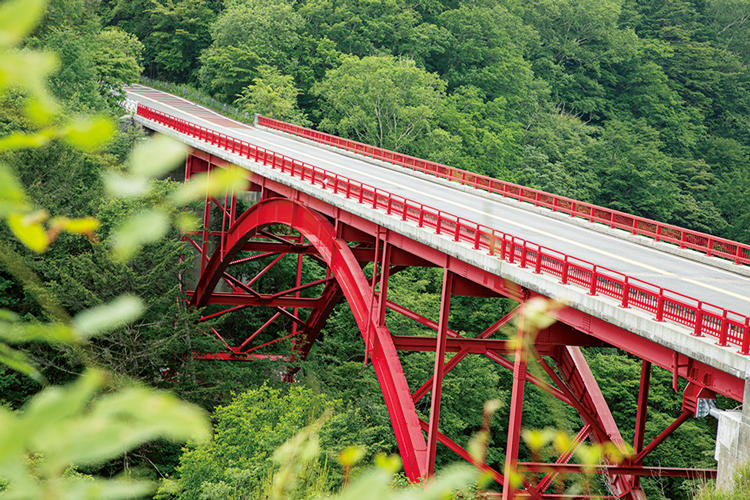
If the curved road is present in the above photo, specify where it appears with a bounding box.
[124,85,750,316]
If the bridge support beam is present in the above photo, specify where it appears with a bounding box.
[425,268,453,476]
[503,311,529,500]
[631,360,651,493]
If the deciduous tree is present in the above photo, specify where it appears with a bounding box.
[314,55,445,152]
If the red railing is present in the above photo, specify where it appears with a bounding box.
[138,104,750,353]
[257,115,750,267]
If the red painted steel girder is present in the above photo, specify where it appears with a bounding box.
[193,352,290,361]
[244,239,435,267]
[518,462,716,478]
[392,335,517,354]
[549,347,637,497]
[390,331,601,354]
[425,268,453,476]
[189,196,430,479]
[198,292,326,308]
[416,418,506,485]
[289,280,343,362]
[548,303,745,401]
[536,424,592,493]
[503,314,531,499]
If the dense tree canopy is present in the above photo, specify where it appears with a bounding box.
[3,0,748,498]
[197,0,303,101]
[100,0,750,242]
[314,55,445,151]
[234,65,309,125]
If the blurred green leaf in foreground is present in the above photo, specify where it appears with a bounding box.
[0,0,212,498]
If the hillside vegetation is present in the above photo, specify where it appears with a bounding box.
[1,0,749,499]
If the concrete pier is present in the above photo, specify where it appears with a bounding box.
[715,381,750,488]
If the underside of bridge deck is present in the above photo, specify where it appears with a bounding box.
[173,150,740,498]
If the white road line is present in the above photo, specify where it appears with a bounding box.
[127,89,750,306]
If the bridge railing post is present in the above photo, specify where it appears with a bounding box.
[561,256,569,284]
[717,310,728,347]
[655,290,665,321]
[693,304,703,336]
[621,277,629,308]
[741,317,750,354]
[507,238,514,264]
[589,266,597,295]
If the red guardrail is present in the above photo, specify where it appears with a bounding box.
[138,104,750,353]
[257,115,750,267]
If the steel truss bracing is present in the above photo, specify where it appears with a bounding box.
[181,151,734,498]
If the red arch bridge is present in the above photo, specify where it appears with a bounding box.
[123,85,750,499]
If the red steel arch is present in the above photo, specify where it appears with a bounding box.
[190,196,430,479]
[187,193,645,497]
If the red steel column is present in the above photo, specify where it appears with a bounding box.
[558,346,635,496]
[633,411,692,464]
[503,311,528,500]
[199,166,212,276]
[291,234,304,338]
[425,267,453,476]
[184,154,193,181]
[365,229,382,365]
[377,243,392,327]
[191,198,429,478]
[631,360,651,491]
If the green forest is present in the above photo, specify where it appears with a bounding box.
[1,0,749,498]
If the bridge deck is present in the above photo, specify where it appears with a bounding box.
[125,85,749,317]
